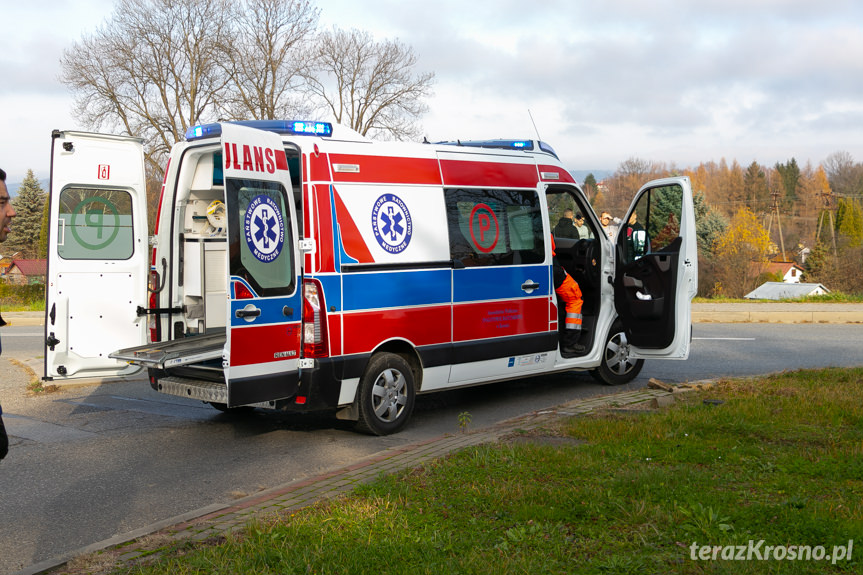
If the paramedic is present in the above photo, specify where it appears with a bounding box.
[0,167,16,461]
[551,236,584,355]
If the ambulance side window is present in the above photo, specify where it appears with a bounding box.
[227,179,294,296]
[444,188,545,267]
[57,188,135,260]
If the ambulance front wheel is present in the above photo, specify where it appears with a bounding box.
[355,352,416,436]
[590,321,644,385]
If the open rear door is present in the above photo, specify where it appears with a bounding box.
[613,176,697,359]
[221,123,303,407]
[45,131,149,380]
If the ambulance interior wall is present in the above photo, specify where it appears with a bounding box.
[178,151,227,335]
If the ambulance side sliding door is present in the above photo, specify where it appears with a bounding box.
[446,187,557,383]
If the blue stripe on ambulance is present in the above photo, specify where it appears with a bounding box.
[453,265,550,303]
[342,269,451,311]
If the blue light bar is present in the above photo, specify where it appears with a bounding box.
[185,120,334,141]
[434,138,559,160]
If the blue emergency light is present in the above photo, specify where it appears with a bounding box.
[436,138,559,159]
[185,120,334,141]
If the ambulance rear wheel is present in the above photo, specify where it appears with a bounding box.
[591,322,644,385]
[355,353,416,436]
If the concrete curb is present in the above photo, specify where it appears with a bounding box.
[14,385,687,575]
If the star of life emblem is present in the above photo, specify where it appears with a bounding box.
[244,194,285,263]
[371,193,412,254]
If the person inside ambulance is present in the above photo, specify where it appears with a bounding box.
[551,236,585,356]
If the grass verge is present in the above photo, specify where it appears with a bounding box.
[56,368,863,574]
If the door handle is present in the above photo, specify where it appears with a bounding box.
[46,332,60,351]
[521,280,541,294]
[235,306,262,320]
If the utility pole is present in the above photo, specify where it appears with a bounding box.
[815,187,837,256]
[765,187,787,261]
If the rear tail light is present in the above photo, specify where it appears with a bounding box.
[302,278,328,357]
[233,281,255,300]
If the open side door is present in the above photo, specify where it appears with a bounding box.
[45,131,149,380]
[613,176,697,359]
[220,124,303,407]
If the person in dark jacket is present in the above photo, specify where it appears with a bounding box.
[553,208,579,239]
[0,167,17,461]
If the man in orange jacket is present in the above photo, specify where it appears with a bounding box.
[551,236,584,355]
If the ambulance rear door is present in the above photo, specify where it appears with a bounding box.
[221,123,303,407]
[45,130,149,380]
[613,176,697,359]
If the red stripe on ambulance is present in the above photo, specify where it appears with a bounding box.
[453,298,549,341]
[330,154,442,185]
[440,159,539,188]
[332,188,375,263]
[342,306,451,355]
[230,323,301,366]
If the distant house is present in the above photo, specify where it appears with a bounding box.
[761,261,805,284]
[745,282,830,300]
[3,259,47,285]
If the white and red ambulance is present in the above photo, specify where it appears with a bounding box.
[44,120,697,434]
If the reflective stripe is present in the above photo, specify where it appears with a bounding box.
[565,312,582,330]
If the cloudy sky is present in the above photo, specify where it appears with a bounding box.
[2,0,863,184]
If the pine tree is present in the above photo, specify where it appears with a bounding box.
[836,199,863,248]
[5,169,47,259]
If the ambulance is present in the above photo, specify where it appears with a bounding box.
[44,120,697,435]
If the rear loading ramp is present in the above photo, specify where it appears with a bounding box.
[109,332,226,370]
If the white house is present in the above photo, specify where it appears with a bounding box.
[745,282,830,300]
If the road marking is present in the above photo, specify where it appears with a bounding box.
[692,337,756,341]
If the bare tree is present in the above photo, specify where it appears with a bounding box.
[303,27,434,140]
[823,151,863,198]
[61,1,434,173]
[221,0,320,120]
[61,0,233,176]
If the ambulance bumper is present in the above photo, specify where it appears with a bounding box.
[293,356,353,412]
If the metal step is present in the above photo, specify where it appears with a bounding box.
[153,376,277,409]
[155,376,228,404]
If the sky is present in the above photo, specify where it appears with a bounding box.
[2,0,863,185]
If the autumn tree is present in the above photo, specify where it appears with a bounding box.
[711,207,771,298]
[5,170,47,259]
[303,27,434,140]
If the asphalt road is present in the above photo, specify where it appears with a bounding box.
[1,322,862,573]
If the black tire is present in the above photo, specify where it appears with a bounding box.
[590,321,644,385]
[355,353,416,436]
